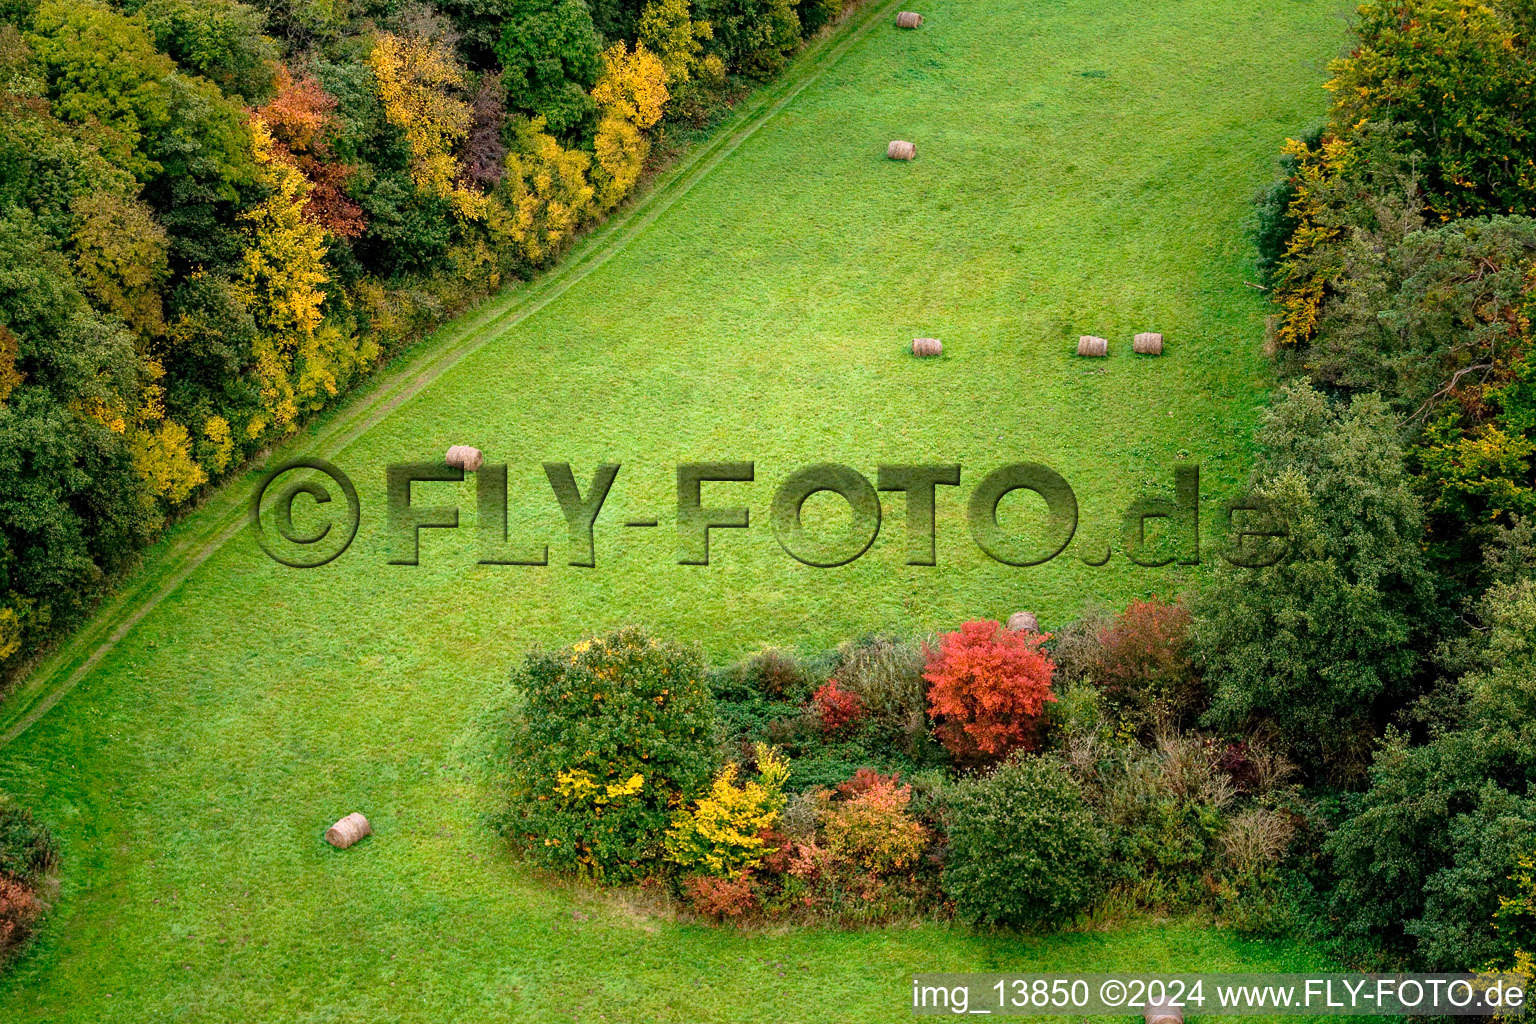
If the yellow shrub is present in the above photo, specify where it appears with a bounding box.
[592,40,669,130]
[1268,134,1352,349]
[665,744,789,878]
[590,41,670,211]
[497,118,597,266]
[201,415,234,473]
[129,418,206,504]
[0,606,23,663]
[0,325,19,406]
[593,115,647,212]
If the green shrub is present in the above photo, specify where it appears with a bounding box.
[943,754,1108,927]
[0,800,57,883]
[775,753,874,793]
[1409,786,1536,969]
[797,0,846,34]
[504,627,717,881]
[1070,734,1234,905]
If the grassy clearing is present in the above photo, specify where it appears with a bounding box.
[0,0,1344,1019]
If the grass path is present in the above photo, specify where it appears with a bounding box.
[0,0,1346,1019]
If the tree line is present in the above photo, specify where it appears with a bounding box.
[1215,0,1536,972]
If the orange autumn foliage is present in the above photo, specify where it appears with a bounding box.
[923,620,1057,761]
[256,67,365,239]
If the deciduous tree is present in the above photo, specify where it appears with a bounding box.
[69,191,169,337]
[494,0,601,138]
[590,39,666,209]
[369,31,486,219]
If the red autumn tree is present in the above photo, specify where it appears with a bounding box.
[256,67,366,239]
[923,620,1056,761]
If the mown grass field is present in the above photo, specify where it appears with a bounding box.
[0,0,1345,1019]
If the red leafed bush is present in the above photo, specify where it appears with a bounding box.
[785,841,833,881]
[812,679,865,734]
[682,873,757,919]
[758,828,794,874]
[0,875,40,951]
[1095,598,1200,728]
[923,620,1057,761]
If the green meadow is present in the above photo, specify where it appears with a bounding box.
[0,0,1346,1018]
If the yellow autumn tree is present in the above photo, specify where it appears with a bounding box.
[130,420,206,503]
[0,605,22,663]
[238,117,351,437]
[368,32,486,220]
[593,40,669,130]
[201,414,234,473]
[494,116,597,267]
[590,40,669,211]
[638,0,712,85]
[1268,133,1354,349]
[67,191,203,502]
[127,357,206,504]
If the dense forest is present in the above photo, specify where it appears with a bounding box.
[0,0,849,671]
[1233,0,1536,971]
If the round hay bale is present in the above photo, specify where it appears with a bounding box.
[1077,335,1108,357]
[325,812,372,849]
[1006,611,1039,633]
[445,444,483,471]
[912,337,942,357]
[887,140,916,161]
[1134,332,1164,355]
[896,11,923,27]
[1144,996,1183,1024]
